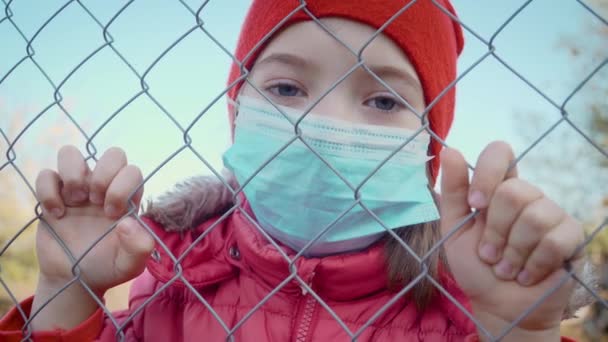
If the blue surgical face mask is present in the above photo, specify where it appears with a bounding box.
[222,96,439,257]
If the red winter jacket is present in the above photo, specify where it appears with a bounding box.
[0,201,578,341]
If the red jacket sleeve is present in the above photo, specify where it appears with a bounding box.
[0,269,159,342]
[0,296,104,342]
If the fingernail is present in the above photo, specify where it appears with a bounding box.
[105,204,119,217]
[517,270,531,286]
[51,207,63,218]
[72,189,87,202]
[494,259,513,279]
[90,192,103,205]
[479,243,498,262]
[468,190,486,208]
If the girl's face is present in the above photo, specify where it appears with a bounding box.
[241,18,424,130]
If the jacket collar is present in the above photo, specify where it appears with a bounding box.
[145,198,390,301]
[143,174,391,300]
[231,200,390,300]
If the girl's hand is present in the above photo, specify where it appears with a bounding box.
[31,146,156,331]
[34,145,155,297]
[438,142,584,340]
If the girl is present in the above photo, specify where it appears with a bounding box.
[0,0,594,341]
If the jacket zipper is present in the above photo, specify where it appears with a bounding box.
[294,272,317,342]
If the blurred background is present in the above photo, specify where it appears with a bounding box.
[1,0,607,339]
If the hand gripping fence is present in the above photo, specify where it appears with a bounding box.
[1,0,608,341]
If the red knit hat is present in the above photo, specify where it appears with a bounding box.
[227,0,464,185]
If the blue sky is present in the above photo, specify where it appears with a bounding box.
[1,0,606,220]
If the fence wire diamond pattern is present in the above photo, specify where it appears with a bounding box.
[1,0,607,341]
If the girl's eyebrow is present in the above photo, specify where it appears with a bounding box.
[363,64,422,93]
[254,52,316,71]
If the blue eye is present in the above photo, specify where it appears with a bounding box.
[268,83,304,97]
[366,96,400,112]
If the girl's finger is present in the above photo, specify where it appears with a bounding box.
[468,141,518,210]
[115,217,156,281]
[493,196,563,280]
[57,145,90,206]
[104,164,144,219]
[89,147,128,205]
[478,178,543,264]
[35,169,64,219]
[439,147,473,239]
[516,215,584,286]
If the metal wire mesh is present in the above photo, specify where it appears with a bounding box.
[1,0,607,341]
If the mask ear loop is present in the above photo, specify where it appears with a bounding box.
[224,96,241,196]
[228,97,240,117]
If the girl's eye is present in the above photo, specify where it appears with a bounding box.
[268,83,305,97]
[365,96,401,112]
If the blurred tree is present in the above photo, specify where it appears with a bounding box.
[547,0,608,340]
[515,0,607,222]
[0,114,40,315]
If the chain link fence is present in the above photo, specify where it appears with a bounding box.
[1,0,607,341]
